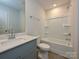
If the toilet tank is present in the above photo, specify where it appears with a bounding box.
[36,35,41,46]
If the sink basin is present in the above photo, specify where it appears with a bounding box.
[0,35,34,46]
[0,38,26,46]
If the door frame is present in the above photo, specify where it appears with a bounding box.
[72,0,79,59]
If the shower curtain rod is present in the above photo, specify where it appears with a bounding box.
[48,16,68,20]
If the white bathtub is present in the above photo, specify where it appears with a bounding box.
[41,38,73,58]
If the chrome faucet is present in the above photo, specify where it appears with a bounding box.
[8,29,15,39]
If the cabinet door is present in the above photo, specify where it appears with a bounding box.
[23,47,37,59]
[0,40,37,59]
[20,40,37,59]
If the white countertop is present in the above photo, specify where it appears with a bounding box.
[0,35,38,54]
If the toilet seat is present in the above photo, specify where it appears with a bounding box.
[38,43,50,51]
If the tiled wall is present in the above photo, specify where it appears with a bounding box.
[43,5,72,41]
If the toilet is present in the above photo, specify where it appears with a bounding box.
[37,38,50,59]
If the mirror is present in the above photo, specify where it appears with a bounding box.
[0,0,25,34]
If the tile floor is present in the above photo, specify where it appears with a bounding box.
[38,52,69,59]
[48,52,69,59]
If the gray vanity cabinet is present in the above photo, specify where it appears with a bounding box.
[0,40,37,59]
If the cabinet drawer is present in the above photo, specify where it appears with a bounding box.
[0,40,37,59]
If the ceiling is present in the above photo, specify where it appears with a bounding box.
[38,0,70,10]
[0,0,25,10]
[0,0,70,10]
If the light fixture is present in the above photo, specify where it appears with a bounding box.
[53,4,57,7]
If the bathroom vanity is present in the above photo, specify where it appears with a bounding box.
[0,35,38,59]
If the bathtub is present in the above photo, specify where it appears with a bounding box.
[41,38,73,58]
